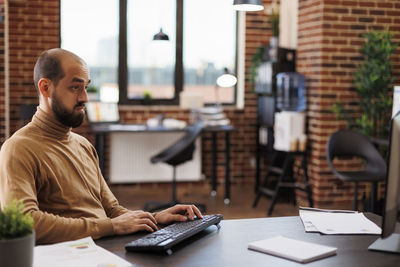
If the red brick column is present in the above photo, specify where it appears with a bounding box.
[0,3,5,143]
[297,0,400,207]
[7,0,59,135]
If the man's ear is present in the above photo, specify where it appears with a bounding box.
[38,78,52,98]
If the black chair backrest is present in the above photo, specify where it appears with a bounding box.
[258,96,275,127]
[326,130,386,177]
[19,104,37,128]
[151,121,204,167]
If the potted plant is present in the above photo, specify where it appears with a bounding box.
[250,45,267,86]
[86,85,99,101]
[332,28,397,213]
[142,90,152,105]
[250,0,280,90]
[264,0,279,47]
[0,200,35,267]
[332,28,398,141]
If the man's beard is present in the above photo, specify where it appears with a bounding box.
[51,92,85,128]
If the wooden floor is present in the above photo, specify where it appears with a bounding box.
[109,182,301,219]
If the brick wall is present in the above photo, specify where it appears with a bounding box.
[297,0,400,207]
[0,3,5,144]
[7,0,59,135]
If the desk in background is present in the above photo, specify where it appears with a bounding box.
[91,124,234,204]
[202,125,234,204]
[96,213,400,267]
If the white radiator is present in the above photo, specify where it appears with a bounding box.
[109,132,202,183]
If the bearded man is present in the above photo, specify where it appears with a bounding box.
[0,48,202,244]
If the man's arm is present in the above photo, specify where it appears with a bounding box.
[30,209,114,244]
[91,143,130,219]
[96,165,203,233]
[96,165,202,234]
[90,145,204,230]
[0,141,115,244]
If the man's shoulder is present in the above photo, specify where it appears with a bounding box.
[3,125,38,146]
[70,131,91,143]
[0,126,41,158]
[70,131,95,149]
[69,132,98,160]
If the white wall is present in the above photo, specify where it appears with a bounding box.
[279,0,298,49]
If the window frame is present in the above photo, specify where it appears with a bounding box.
[60,0,239,106]
[119,0,183,105]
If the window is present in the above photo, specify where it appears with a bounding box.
[61,0,238,106]
[183,0,236,104]
[126,0,176,101]
[61,0,119,101]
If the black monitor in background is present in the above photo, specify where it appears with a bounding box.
[368,111,400,253]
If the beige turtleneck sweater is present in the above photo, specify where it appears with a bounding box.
[0,107,129,244]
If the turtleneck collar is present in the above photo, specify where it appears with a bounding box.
[31,107,72,140]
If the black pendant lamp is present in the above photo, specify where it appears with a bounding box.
[233,0,264,12]
[153,28,169,41]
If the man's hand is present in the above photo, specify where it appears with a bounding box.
[154,204,203,225]
[111,210,158,235]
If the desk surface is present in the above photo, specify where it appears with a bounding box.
[95,213,400,267]
[91,123,234,133]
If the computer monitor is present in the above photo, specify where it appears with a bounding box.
[85,102,120,124]
[368,111,400,253]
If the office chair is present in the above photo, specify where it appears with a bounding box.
[19,104,37,128]
[326,130,386,212]
[143,121,206,213]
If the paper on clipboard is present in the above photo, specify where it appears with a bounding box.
[34,236,134,267]
[299,207,381,235]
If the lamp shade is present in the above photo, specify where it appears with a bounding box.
[153,28,169,41]
[216,68,237,88]
[233,0,264,12]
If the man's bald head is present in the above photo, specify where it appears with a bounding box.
[33,48,86,95]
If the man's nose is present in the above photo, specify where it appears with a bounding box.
[78,88,88,103]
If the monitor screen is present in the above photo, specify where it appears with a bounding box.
[85,102,120,123]
[368,111,400,253]
[382,111,400,238]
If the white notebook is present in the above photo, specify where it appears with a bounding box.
[248,236,337,263]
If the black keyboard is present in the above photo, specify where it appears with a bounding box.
[125,214,223,255]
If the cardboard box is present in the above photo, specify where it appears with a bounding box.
[274,111,305,151]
